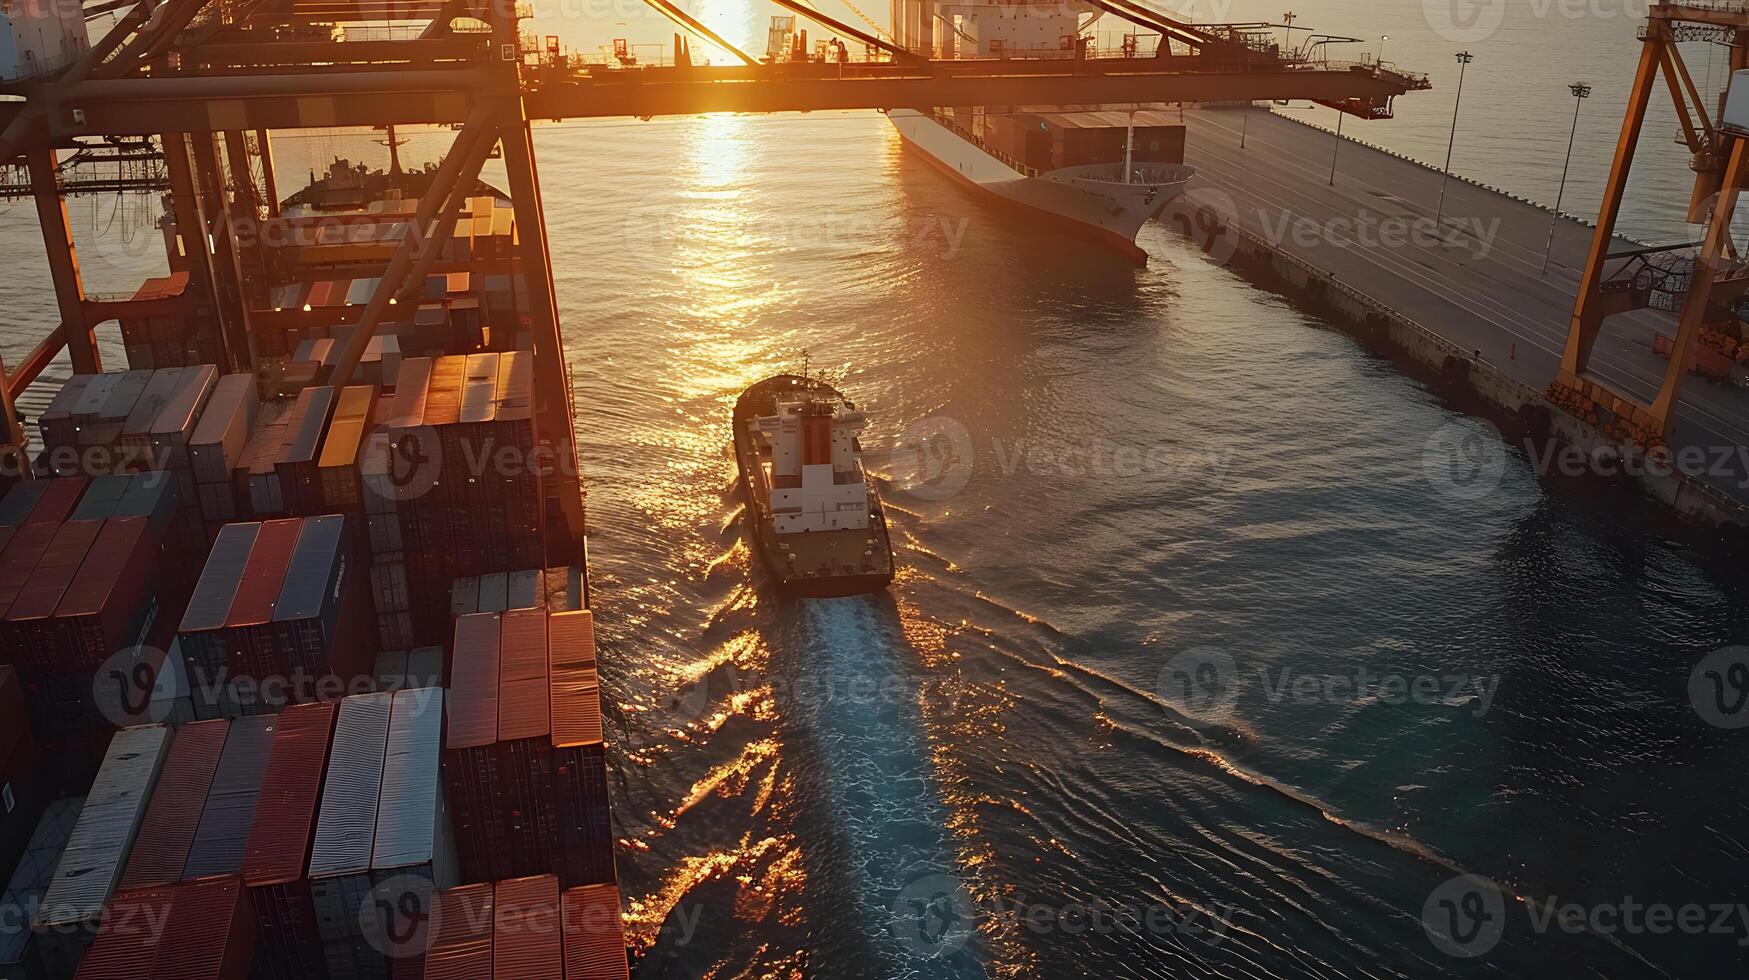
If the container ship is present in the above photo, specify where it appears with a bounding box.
[887,107,1193,263]
[881,0,1194,262]
[0,154,634,978]
[733,374,896,596]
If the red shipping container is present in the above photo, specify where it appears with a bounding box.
[0,665,43,874]
[421,883,494,980]
[54,516,157,674]
[5,518,103,674]
[118,719,229,892]
[547,610,613,887]
[226,518,303,688]
[26,476,88,526]
[242,701,338,980]
[494,354,540,570]
[442,613,501,882]
[498,609,555,878]
[547,610,601,747]
[149,874,255,980]
[560,884,630,980]
[71,886,175,980]
[492,875,562,980]
[0,523,55,650]
[0,665,38,777]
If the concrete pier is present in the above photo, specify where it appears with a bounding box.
[1174,106,1749,524]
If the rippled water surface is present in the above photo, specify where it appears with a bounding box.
[3,4,1749,975]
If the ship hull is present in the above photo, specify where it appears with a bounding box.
[887,108,1191,264]
[733,375,897,598]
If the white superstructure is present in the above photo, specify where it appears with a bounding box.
[756,392,872,534]
[1,0,89,81]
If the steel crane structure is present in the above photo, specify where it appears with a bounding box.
[1563,1,1749,447]
[0,0,1430,560]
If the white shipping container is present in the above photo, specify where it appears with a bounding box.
[31,726,170,976]
[371,688,454,883]
[308,694,392,980]
[187,374,260,485]
[1725,70,1749,136]
[477,573,508,614]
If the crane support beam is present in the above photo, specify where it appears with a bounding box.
[637,0,758,66]
[190,132,254,370]
[257,128,279,214]
[1565,36,1661,387]
[1649,138,1749,428]
[186,36,489,68]
[763,0,916,60]
[0,350,27,478]
[7,326,68,405]
[1083,0,1214,48]
[328,105,495,386]
[27,148,101,375]
[3,65,1412,147]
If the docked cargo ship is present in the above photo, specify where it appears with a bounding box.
[887,106,1193,262]
[881,0,1193,262]
[733,374,896,596]
[0,139,633,977]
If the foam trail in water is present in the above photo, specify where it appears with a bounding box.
[794,597,987,980]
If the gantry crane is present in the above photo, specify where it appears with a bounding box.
[1561,1,1749,449]
[0,0,1429,557]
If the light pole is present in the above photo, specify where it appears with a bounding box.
[1282,11,1297,54]
[1329,109,1344,185]
[1377,35,1389,63]
[1435,51,1474,228]
[1542,81,1592,273]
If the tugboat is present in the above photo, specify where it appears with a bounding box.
[732,372,896,596]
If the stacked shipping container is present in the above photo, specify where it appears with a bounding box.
[72,874,254,980]
[443,610,611,888]
[0,798,82,978]
[35,368,217,484]
[308,689,454,978]
[0,668,43,882]
[403,876,626,980]
[176,516,367,718]
[115,720,227,893]
[31,726,170,976]
[189,374,262,532]
[364,354,541,648]
[0,476,179,775]
[242,701,336,980]
[450,566,581,617]
[182,716,274,879]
